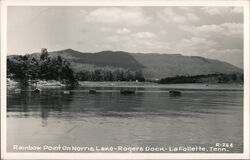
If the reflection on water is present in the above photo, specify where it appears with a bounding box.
[7,86,243,153]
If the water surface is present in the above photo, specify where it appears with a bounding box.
[7,84,243,153]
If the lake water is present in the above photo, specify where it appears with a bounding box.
[7,84,243,153]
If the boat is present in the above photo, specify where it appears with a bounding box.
[63,90,71,94]
[89,89,97,94]
[33,88,41,94]
[169,90,181,96]
[120,88,136,95]
[14,89,21,93]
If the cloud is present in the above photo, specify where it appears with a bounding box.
[107,36,169,53]
[99,27,112,32]
[85,7,150,26]
[201,7,243,15]
[196,24,224,33]
[197,23,243,36]
[201,7,229,15]
[162,8,186,23]
[116,28,131,34]
[180,22,243,37]
[106,35,130,42]
[159,8,200,24]
[106,30,168,53]
[79,9,87,16]
[180,37,216,48]
[122,38,169,53]
[231,7,243,14]
[173,37,216,54]
[108,31,156,42]
[132,32,156,39]
[179,7,195,12]
[220,23,243,35]
[186,13,200,21]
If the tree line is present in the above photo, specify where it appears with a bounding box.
[76,69,145,82]
[7,48,76,84]
[158,73,244,84]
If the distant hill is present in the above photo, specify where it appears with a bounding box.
[10,49,243,79]
[49,49,145,71]
[132,53,242,79]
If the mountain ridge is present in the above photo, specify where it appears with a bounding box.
[8,48,242,79]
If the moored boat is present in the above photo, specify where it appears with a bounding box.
[120,88,136,95]
[63,90,71,94]
[89,89,97,94]
[169,90,181,96]
[33,88,41,94]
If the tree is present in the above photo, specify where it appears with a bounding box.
[93,69,102,81]
[40,48,49,61]
[124,70,134,81]
[135,70,145,82]
[8,48,77,85]
[231,73,237,81]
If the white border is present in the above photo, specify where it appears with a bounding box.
[1,0,249,159]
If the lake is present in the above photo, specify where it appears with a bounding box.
[7,84,243,153]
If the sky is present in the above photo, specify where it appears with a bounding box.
[7,6,243,68]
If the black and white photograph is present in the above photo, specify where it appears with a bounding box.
[1,0,249,159]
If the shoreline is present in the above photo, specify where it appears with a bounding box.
[7,79,243,91]
[7,79,66,88]
[79,81,243,91]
